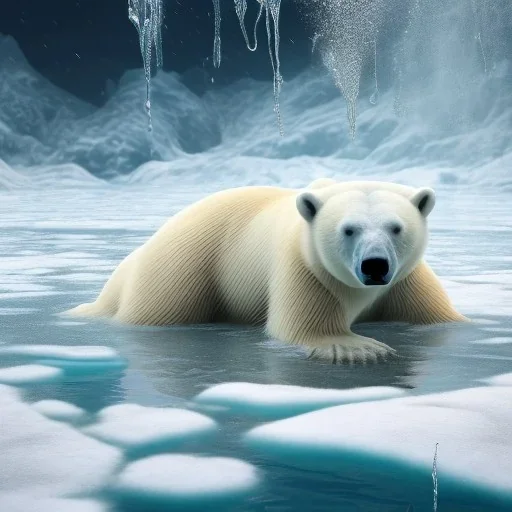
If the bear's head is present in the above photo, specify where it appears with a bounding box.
[296,182,435,288]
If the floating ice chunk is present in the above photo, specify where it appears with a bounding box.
[246,386,512,500]
[113,454,259,505]
[0,345,118,360]
[479,373,512,387]
[0,496,108,512]
[0,364,62,385]
[195,382,406,418]
[0,385,121,497]
[84,403,217,453]
[32,400,87,423]
[0,345,126,371]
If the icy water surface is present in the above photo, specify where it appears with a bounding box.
[0,187,511,512]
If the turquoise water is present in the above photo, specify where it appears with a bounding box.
[1,188,511,511]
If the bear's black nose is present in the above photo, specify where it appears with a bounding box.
[361,258,390,284]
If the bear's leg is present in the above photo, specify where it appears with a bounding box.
[363,261,468,325]
[64,249,139,318]
[266,255,396,364]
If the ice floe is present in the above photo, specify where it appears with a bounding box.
[113,453,260,505]
[0,364,62,385]
[32,399,87,423]
[0,385,121,498]
[195,382,406,418]
[84,403,217,453]
[246,385,512,502]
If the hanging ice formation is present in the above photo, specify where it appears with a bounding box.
[265,0,284,136]
[212,0,222,68]
[234,0,264,51]
[369,36,379,105]
[302,0,384,139]
[234,0,284,135]
[128,0,163,132]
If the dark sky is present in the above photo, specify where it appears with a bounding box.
[0,0,311,106]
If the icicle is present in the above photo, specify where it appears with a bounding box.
[128,0,163,133]
[369,37,379,105]
[263,0,284,136]
[393,0,420,118]
[234,0,264,52]
[233,0,283,134]
[212,0,222,68]
[471,0,488,74]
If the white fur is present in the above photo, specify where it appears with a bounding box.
[65,180,466,364]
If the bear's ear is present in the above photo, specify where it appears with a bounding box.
[410,187,435,217]
[296,192,323,222]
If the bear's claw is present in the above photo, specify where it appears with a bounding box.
[307,336,397,365]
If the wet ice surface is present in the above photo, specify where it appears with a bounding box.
[0,187,511,511]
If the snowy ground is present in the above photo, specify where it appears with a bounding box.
[0,187,511,511]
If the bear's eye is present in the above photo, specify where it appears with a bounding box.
[391,225,402,235]
[344,228,354,237]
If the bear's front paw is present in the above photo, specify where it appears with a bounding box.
[307,335,397,364]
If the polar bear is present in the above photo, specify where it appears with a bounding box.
[65,180,467,363]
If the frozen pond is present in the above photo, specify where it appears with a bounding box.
[0,186,511,511]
